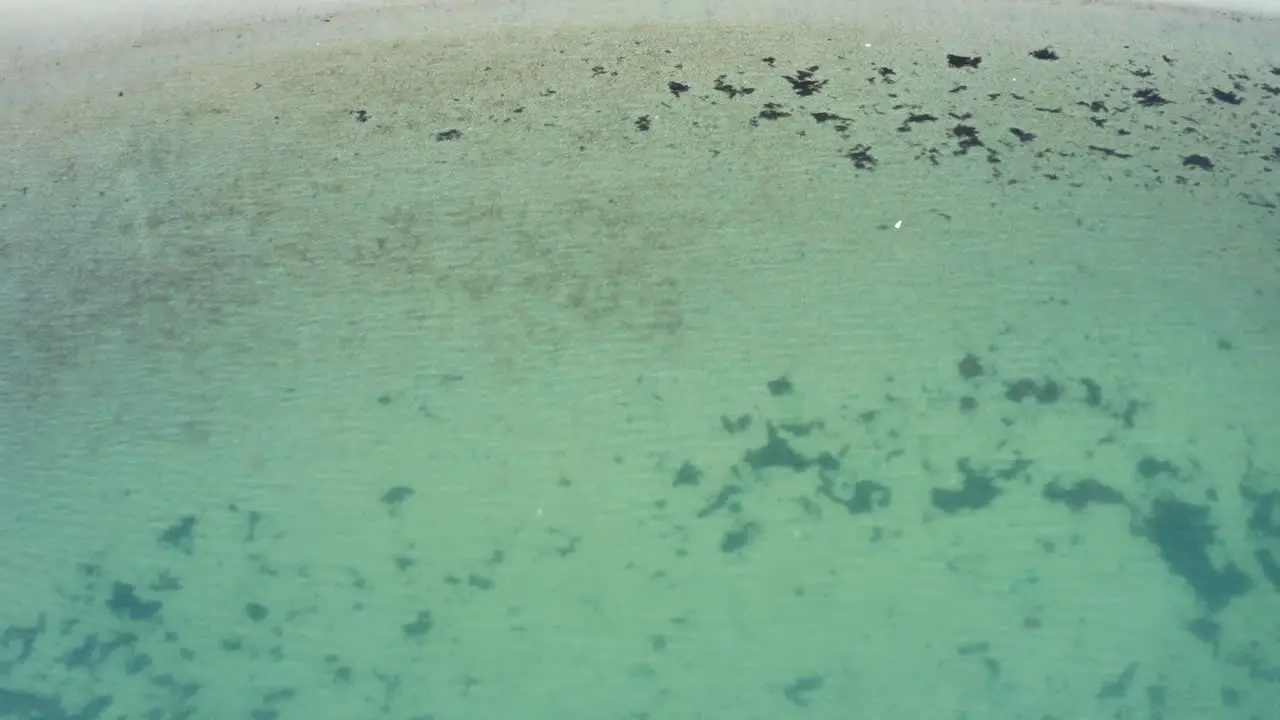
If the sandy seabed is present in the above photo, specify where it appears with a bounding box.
[1,1,1279,719]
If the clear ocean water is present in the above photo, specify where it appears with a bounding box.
[1,4,1278,719]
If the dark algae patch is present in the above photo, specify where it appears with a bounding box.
[1004,378,1063,404]
[158,516,198,555]
[958,352,985,379]
[783,675,824,706]
[1042,478,1125,511]
[107,582,162,622]
[381,486,414,504]
[1140,499,1254,612]
[766,375,794,396]
[673,460,704,487]
[931,457,1033,514]
[720,521,761,553]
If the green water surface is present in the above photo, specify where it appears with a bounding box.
[1,5,1278,719]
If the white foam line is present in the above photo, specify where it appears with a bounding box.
[1,0,1276,61]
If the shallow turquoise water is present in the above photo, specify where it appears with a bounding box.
[1,5,1278,719]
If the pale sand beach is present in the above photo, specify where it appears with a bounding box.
[1,1,1278,719]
